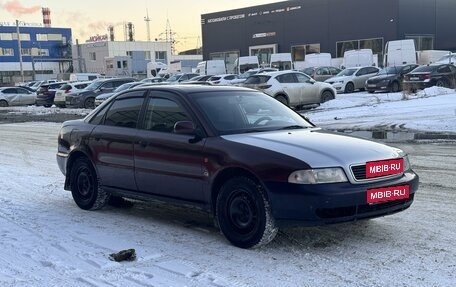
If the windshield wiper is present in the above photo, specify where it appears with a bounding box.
[278,125,308,130]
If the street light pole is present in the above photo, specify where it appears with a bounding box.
[16,20,25,83]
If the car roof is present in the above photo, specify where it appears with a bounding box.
[133,84,255,94]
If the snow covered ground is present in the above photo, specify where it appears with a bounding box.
[306,87,456,133]
[0,87,455,286]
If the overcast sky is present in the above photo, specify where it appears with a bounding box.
[0,0,280,52]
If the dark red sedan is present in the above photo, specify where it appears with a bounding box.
[57,85,419,248]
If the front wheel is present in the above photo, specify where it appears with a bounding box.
[70,158,110,210]
[84,97,95,109]
[216,177,278,249]
[275,95,289,106]
[344,82,355,93]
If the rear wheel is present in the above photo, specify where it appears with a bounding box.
[320,90,334,103]
[216,177,278,249]
[84,97,95,109]
[70,158,110,210]
[0,100,8,107]
[275,95,288,106]
[344,82,355,93]
[391,81,400,92]
[436,79,446,88]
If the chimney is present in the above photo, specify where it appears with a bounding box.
[108,25,115,41]
[126,22,134,42]
[42,7,51,27]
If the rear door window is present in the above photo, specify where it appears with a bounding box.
[103,91,145,128]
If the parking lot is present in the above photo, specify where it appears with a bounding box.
[0,121,454,287]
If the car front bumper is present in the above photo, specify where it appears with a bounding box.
[264,170,419,226]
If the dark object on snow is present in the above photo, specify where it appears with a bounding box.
[109,249,136,262]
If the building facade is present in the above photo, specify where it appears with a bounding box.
[0,24,72,85]
[72,41,173,78]
[201,0,456,69]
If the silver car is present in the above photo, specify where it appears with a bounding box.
[0,87,36,107]
[242,70,336,108]
[325,66,380,93]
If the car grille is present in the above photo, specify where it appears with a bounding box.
[351,164,366,180]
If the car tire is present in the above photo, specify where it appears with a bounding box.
[70,158,110,210]
[321,90,334,103]
[436,79,446,88]
[84,97,95,109]
[216,177,278,249]
[0,100,8,107]
[275,95,289,106]
[391,81,400,92]
[368,90,374,93]
[344,82,355,93]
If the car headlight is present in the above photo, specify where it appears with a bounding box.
[403,155,411,171]
[288,168,348,184]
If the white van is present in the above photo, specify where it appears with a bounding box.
[417,50,452,65]
[195,60,226,75]
[305,53,332,67]
[234,56,259,74]
[146,61,168,78]
[270,53,293,70]
[69,73,101,82]
[383,39,417,67]
[342,49,375,68]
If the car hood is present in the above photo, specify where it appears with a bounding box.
[325,75,353,83]
[222,128,402,168]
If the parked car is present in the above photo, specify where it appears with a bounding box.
[0,86,36,107]
[241,70,336,107]
[434,53,456,65]
[65,77,136,109]
[166,73,200,83]
[94,82,145,107]
[54,81,93,108]
[325,66,380,93]
[301,66,342,82]
[35,82,68,107]
[365,64,419,93]
[208,74,238,85]
[185,74,214,82]
[402,64,456,91]
[230,68,278,85]
[57,85,419,249]
[139,77,166,84]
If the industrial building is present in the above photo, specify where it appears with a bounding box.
[201,0,456,70]
[0,8,72,85]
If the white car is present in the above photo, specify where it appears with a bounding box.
[0,87,36,107]
[54,81,92,108]
[208,74,238,85]
[324,66,380,93]
[242,70,336,108]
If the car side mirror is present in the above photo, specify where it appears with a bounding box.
[174,121,196,135]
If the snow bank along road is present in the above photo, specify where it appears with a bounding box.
[0,122,454,287]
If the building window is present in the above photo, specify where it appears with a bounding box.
[336,38,383,58]
[0,48,14,56]
[117,61,122,68]
[11,33,31,41]
[122,60,128,68]
[126,51,132,57]
[36,34,48,41]
[155,51,167,63]
[47,34,62,41]
[0,33,13,40]
[291,44,321,62]
[210,50,239,73]
[405,35,434,50]
[89,52,96,61]
[145,51,151,60]
[21,48,31,56]
[38,49,49,56]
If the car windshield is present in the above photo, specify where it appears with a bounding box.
[411,66,437,73]
[378,67,400,75]
[336,68,357,76]
[302,68,315,75]
[84,80,104,91]
[113,83,134,92]
[193,90,313,135]
[167,74,183,82]
[238,70,258,79]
